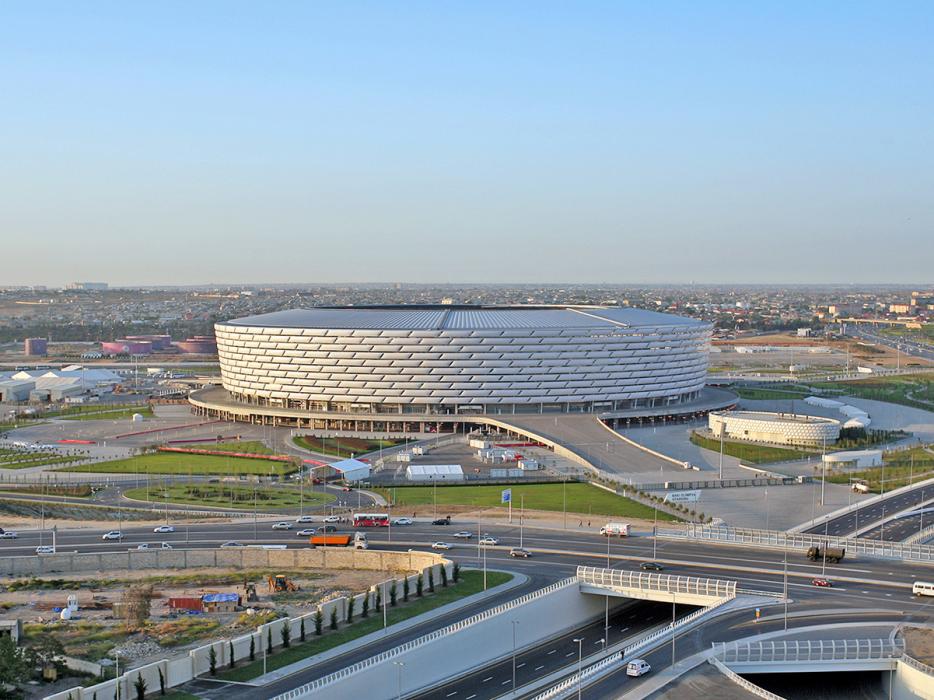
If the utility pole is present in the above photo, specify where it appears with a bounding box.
[718,428,724,480]
[783,542,788,630]
[519,494,525,549]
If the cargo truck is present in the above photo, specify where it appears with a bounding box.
[806,545,845,563]
[309,532,369,549]
[600,522,631,537]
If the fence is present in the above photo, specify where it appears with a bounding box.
[576,566,736,600]
[271,577,579,700]
[707,657,787,700]
[659,523,934,563]
[530,595,735,700]
[713,638,905,665]
[899,652,934,676]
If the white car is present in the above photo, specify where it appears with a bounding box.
[296,528,316,536]
[102,531,123,541]
[392,517,413,526]
[0,531,18,539]
[295,515,315,523]
[323,515,341,523]
[153,525,175,533]
[453,531,473,539]
[35,545,55,554]
[160,542,173,549]
[479,536,499,546]
[272,522,293,530]
[626,659,651,677]
[431,542,453,550]
[136,543,151,550]
[220,541,244,548]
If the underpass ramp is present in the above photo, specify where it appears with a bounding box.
[576,565,736,606]
[714,638,904,674]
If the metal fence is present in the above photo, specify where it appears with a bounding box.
[270,577,579,700]
[658,523,934,563]
[707,657,788,700]
[714,638,905,665]
[576,566,736,600]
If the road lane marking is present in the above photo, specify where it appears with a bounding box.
[482,677,493,683]
[547,650,557,655]
[502,680,511,685]
[446,692,457,697]
[535,665,544,671]
[516,662,526,668]
[565,652,575,657]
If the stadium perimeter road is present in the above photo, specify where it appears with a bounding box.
[803,482,934,536]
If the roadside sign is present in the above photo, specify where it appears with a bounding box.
[663,490,701,504]
[501,488,512,504]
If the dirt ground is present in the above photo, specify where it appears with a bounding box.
[0,513,238,531]
[902,625,934,664]
[5,565,396,669]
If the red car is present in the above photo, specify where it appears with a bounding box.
[811,578,833,588]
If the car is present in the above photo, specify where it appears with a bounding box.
[811,578,833,588]
[136,543,151,550]
[479,536,499,546]
[509,548,532,558]
[626,659,651,677]
[431,542,453,550]
[102,531,123,541]
[272,522,293,530]
[341,486,352,492]
[432,517,451,526]
[153,525,175,533]
[0,531,18,539]
[220,541,245,548]
[295,515,315,523]
[453,531,473,539]
[392,517,413,526]
[297,528,316,536]
[640,562,663,571]
[319,525,338,533]
[160,542,173,549]
[323,515,341,523]
[35,545,55,554]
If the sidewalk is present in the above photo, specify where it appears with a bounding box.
[248,569,529,685]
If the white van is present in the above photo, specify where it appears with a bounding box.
[626,659,651,677]
[912,581,934,597]
[600,523,631,537]
[354,532,369,550]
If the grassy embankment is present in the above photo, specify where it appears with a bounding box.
[826,446,934,493]
[293,434,403,458]
[689,432,817,464]
[124,482,334,509]
[57,451,299,476]
[377,482,681,521]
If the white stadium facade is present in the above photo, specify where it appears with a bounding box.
[190,305,731,434]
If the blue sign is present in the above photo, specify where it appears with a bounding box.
[501,488,512,504]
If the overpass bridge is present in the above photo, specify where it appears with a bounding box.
[714,638,904,674]
[576,565,736,606]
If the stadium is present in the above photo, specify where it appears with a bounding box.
[190,305,724,433]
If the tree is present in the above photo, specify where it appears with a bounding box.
[228,641,235,669]
[329,607,338,631]
[403,577,410,602]
[440,566,448,588]
[375,586,382,612]
[314,609,323,636]
[158,667,166,695]
[121,585,154,630]
[281,622,291,649]
[346,595,355,623]
[416,573,424,597]
[26,633,65,673]
[0,635,30,686]
[300,617,306,642]
[267,627,273,655]
[249,635,255,661]
[427,569,435,593]
[452,563,460,582]
[361,594,370,618]
[390,581,398,607]
[134,672,147,700]
[209,646,217,676]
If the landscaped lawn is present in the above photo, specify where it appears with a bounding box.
[293,434,403,458]
[825,447,934,493]
[202,440,275,455]
[57,451,299,476]
[690,431,817,464]
[218,569,512,682]
[376,482,680,521]
[732,386,814,401]
[810,373,934,411]
[60,406,155,421]
[0,447,87,469]
[124,483,335,509]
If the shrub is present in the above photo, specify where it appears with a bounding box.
[158,667,165,696]
[362,594,370,618]
[267,627,273,655]
[403,577,410,602]
[209,646,217,676]
[428,569,435,593]
[330,607,338,630]
[346,595,355,623]
[314,609,323,636]
[249,635,255,661]
[300,617,306,642]
[452,563,461,582]
[416,573,424,597]
[281,622,290,648]
[229,641,235,669]
[390,581,398,607]
[440,566,448,588]
[134,673,147,700]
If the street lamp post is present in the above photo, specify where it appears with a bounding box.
[573,638,584,700]
[393,661,406,700]
[511,620,519,693]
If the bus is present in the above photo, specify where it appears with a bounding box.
[912,582,934,597]
[353,513,390,527]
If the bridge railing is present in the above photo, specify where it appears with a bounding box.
[576,565,736,599]
[707,657,788,700]
[714,638,905,665]
[658,523,934,563]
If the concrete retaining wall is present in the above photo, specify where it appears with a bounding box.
[894,657,934,699]
[39,550,451,700]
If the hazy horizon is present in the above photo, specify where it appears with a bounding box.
[2,2,932,287]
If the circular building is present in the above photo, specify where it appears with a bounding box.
[708,410,840,447]
[201,305,711,422]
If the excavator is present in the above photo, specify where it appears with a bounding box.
[267,575,300,593]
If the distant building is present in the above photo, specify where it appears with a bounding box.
[889,304,911,315]
[709,410,841,447]
[796,328,812,337]
[173,336,217,354]
[24,338,48,356]
[102,340,153,356]
[125,334,173,350]
[66,282,108,290]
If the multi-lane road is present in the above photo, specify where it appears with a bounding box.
[803,481,934,538]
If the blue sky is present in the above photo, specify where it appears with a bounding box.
[1,2,932,285]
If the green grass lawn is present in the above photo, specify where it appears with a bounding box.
[376,482,680,521]
[690,431,817,464]
[218,570,512,682]
[732,386,814,401]
[825,446,934,493]
[124,483,335,509]
[810,373,934,410]
[0,448,87,470]
[293,434,403,458]
[43,403,151,418]
[60,406,155,421]
[201,440,275,455]
[57,451,299,476]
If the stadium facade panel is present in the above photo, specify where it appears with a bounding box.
[213,306,711,415]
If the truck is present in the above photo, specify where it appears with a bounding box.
[852,482,870,494]
[600,523,631,537]
[806,545,845,563]
[309,532,369,549]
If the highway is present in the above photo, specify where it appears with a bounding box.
[803,482,934,537]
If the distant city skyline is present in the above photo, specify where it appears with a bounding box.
[2,2,932,286]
